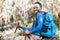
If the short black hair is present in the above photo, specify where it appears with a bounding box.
[34,2,42,8]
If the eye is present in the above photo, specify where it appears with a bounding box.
[35,7,38,8]
[33,7,38,9]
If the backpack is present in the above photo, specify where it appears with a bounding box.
[39,11,56,37]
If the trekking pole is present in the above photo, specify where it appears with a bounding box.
[25,34,30,40]
[14,22,21,33]
[14,27,17,33]
[25,35,27,40]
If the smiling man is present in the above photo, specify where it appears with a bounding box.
[19,2,56,40]
[19,2,44,40]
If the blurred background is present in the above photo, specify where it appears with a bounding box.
[0,0,60,40]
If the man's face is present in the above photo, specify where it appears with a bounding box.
[33,4,42,13]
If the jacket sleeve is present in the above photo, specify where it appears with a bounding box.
[30,13,43,34]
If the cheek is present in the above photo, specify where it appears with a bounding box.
[38,8,42,10]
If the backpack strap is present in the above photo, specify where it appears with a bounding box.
[36,11,51,24]
[43,12,51,22]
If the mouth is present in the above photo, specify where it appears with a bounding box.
[34,10,39,12]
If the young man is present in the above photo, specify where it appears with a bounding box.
[20,2,43,39]
[20,2,56,40]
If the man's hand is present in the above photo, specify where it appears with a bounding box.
[25,30,30,35]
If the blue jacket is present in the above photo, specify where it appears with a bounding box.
[29,12,44,36]
[21,12,56,37]
[21,11,44,36]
